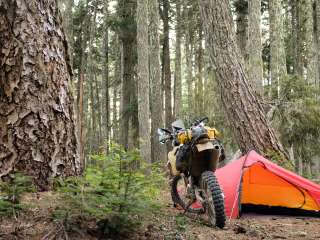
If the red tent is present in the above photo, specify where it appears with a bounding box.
[215,151,320,218]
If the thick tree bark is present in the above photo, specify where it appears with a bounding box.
[137,0,151,163]
[197,0,290,166]
[0,0,80,189]
[247,0,263,94]
[269,0,287,97]
[162,0,173,127]
[150,0,166,162]
[174,0,182,119]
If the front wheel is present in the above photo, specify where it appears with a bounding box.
[200,171,226,228]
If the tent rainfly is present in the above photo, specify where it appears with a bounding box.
[215,151,320,218]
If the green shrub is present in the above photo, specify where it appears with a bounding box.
[53,143,165,237]
[0,172,35,217]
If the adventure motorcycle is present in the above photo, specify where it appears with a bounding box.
[158,117,226,228]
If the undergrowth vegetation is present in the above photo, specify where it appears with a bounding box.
[0,144,165,238]
[0,173,35,217]
[53,143,165,237]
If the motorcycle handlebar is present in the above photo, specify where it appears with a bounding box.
[192,117,209,127]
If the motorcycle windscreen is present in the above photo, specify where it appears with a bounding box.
[196,142,214,152]
[171,119,185,130]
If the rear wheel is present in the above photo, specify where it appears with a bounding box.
[171,174,203,214]
[200,171,226,228]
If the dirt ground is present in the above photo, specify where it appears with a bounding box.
[0,191,319,240]
[136,204,320,240]
[133,191,320,240]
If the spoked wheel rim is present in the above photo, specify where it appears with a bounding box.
[201,180,216,226]
[176,176,189,208]
[204,183,216,226]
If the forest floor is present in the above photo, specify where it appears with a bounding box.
[0,191,319,240]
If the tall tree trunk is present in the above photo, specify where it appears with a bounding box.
[137,0,151,163]
[94,73,102,148]
[174,0,182,119]
[316,1,320,88]
[150,0,166,162]
[76,1,89,170]
[112,36,122,143]
[119,41,134,150]
[247,0,263,94]
[103,0,110,152]
[185,33,193,113]
[78,73,85,170]
[0,0,79,189]
[112,86,118,141]
[197,0,291,166]
[269,0,287,97]
[184,4,194,114]
[62,0,74,65]
[162,0,173,127]
[196,17,204,116]
[234,0,248,60]
[290,0,299,74]
[118,0,136,150]
[293,0,305,77]
[128,76,139,150]
[88,2,97,153]
[305,0,317,85]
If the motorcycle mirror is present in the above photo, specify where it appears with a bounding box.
[157,128,171,144]
[157,128,165,136]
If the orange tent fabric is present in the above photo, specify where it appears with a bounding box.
[215,151,320,218]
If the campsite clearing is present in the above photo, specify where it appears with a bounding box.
[0,190,319,239]
[136,191,320,240]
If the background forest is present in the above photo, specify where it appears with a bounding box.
[60,0,320,178]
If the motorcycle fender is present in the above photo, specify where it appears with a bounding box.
[196,142,214,152]
[167,147,180,176]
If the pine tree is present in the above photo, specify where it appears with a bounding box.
[269,0,287,97]
[150,0,166,162]
[162,0,173,127]
[174,0,182,119]
[137,0,151,163]
[247,0,264,94]
[197,0,291,165]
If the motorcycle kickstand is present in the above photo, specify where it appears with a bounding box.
[183,200,194,215]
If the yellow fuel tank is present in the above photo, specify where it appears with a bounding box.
[205,127,220,139]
